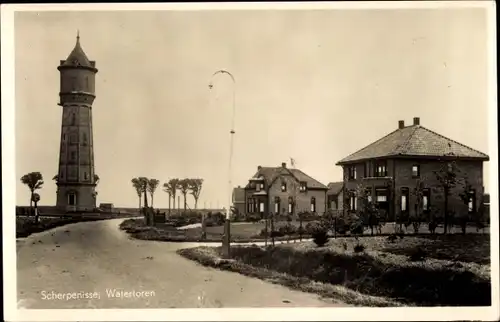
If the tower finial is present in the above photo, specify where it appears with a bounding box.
[76,30,80,43]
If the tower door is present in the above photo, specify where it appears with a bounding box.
[68,193,77,206]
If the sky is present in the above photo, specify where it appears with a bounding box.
[14,7,492,208]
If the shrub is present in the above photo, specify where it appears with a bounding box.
[312,230,329,247]
[409,247,427,261]
[350,220,364,235]
[305,221,321,234]
[412,221,421,234]
[428,221,438,234]
[387,234,397,243]
[270,230,284,238]
[354,244,365,253]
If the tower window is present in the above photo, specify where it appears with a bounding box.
[71,77,77,91]
[84,172,88,180]
[70,151,76,160]
[63,133,66,141]
[82,133,88,145]
[71,113,76,125]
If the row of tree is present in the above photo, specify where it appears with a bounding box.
[130,177,204,213]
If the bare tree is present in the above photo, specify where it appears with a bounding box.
[411,178,427,234]
[433,160,462,234]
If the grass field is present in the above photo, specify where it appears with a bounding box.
[16,213,136,238]
[178,234,490,306]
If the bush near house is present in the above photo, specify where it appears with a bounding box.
[179,234,490,306]
[120,218,313,243]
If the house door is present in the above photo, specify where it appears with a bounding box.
[68,193,76,206]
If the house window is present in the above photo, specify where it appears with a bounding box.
[254,199,259,214]
[348,166,357,180]
[422,189,430,212]
[468,189,476,213]
[363,163,368,178]
[299,182,307,192]
[310,197,316,212]
[412,165,420,177]
[256,182,261,192]
[274,197,281,213]
[288,196,294,213]
[84,172,88,180]
[375,161,387,177]
[259,201,265,213]
[281,182,287,192]
[401,187,409,213]
[247,198,254,213]
[349,191,357,211]
[376,188,389,211]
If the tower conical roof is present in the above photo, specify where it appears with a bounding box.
[62,32,93,68]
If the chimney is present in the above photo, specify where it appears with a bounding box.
[282,162,286,168]
[413,117,420,126]
[398,120,405,129]
[257,165,262,171]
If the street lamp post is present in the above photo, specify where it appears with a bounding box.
[209,69,236,259]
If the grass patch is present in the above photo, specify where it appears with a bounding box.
[178,234,491,306]
[16,215,111,238]
[120,219,311,243]
[177,246,402,307]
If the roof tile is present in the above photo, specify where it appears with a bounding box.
[337,125,489,164]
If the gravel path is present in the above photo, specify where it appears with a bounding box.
[17,219,347,309]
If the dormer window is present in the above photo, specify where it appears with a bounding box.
[299,182,307,192]
[256,182,264,192]
[281,182,287,192]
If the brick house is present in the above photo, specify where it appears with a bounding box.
[336,117,489,222]
[232,186,245,216]
[243,162,328,219]
[327,182,344,211]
